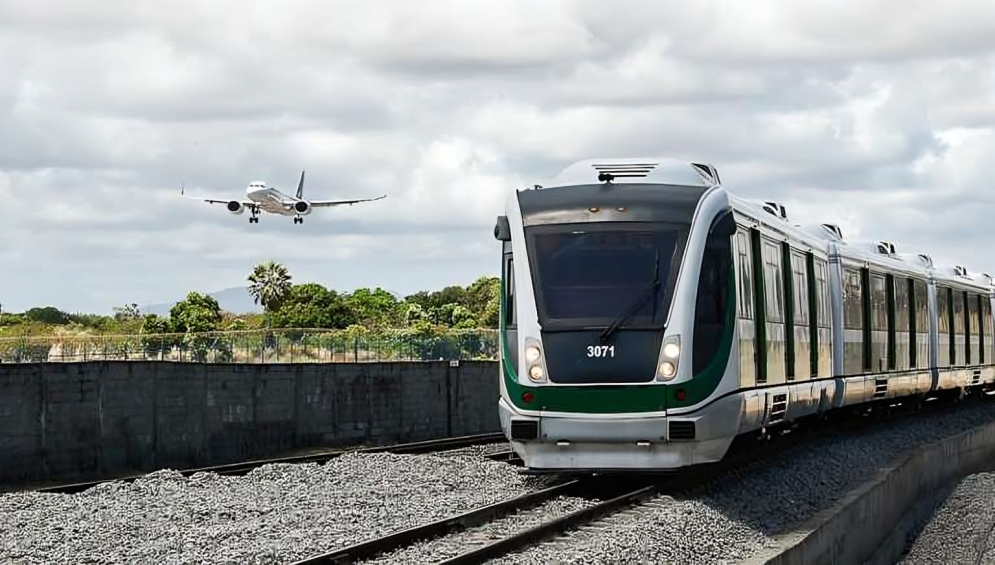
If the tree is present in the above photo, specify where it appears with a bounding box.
[141,313,171,334]
[24,306,69,325]
[247,260,293,314]
[404,285,470,312]
[347,287,401,328]
[403,302,427,325]
[464,276,500,328]
[168,292,226,361]
[450,305,478,329]
[269,283,357,330]
[9,270,507,338]
[169,292,222,333]
[140,313,173,358]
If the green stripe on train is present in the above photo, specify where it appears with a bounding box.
[498,259,735,414]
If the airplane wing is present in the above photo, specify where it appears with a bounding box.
[308,193,388,207]
[197,197,257,207]
[180,185,256,208]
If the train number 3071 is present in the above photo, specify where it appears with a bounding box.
[587,345,616,358]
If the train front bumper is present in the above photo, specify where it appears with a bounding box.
[498,396,740,471]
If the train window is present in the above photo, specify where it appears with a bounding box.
[815,259,831,328]
[917,279,930,365]
[983,297,992,364]
[914,279,928,336]
[936,286,948,335]
[791,252,809,325]
[763,240,784,323]
[979,295,986,364]
[869,273,887,372]
[806,253,819,377]
[894,276,910,336]
[505,257,515,327]
[525,226,682,325]
[750,229,768,384]
[967,293,984,365]
[953,292,966,337]
[949,288,956,365]
[736,230,754,320]
[782,243,796,380]
[936,286,948,337]
[884,274,904,371]
[843,268,862,330]
[967,292,975,337]
[891,275,908,370]
[870,274,887,332]
[907,278,917,368]
[965,292,975,364]
[937,286,953,365]
[861,269,872,371]
[692,227,733,374]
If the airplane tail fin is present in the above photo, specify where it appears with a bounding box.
[295,170,305,199]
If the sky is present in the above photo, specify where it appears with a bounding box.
[2,0,995,314]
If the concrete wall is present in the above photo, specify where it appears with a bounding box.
[0,360,500,486]
[743,419,995,565]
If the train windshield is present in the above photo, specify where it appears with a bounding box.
[525,224,687,329]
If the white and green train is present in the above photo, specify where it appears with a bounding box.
[493,157,995,473]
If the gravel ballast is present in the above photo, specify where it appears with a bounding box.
[359,495,597,564]
[490,401,995,565]
[899,471,995,565]
[0,452,542,565]
[4,402,995,564]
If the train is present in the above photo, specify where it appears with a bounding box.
[493,157,995,473]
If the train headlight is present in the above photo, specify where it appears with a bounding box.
[656,334,681,381]
[524,337,548,383]
[525,346,541,363]
[529,365,544,381]
[662,342,680,359]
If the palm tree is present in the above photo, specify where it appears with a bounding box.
[247,260,293,314]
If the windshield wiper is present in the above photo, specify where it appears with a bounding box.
[599,251,661,343]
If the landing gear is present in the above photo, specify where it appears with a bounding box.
[293,216,303,224]
[249,208,260,223]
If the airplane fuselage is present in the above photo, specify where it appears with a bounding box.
[246,186,304,216]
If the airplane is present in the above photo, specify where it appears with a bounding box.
[182,170,387,224]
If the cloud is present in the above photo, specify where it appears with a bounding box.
[1,0,995,313]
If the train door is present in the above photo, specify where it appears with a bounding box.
[813,257,833,378]
[735,228,758,388]
[788,250,811,380]
[760,236,787,384]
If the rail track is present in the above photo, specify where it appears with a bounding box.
[290,392,983,565]
[287,420,824,565]
[34,432,512,495]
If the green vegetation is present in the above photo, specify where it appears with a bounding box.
[0,261,500,363]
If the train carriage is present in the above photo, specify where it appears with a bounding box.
[928,265,995,391]
[494,157,995,473]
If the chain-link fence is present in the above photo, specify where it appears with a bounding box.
[0,328,499,363]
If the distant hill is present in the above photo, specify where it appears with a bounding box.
[140,287,261,316]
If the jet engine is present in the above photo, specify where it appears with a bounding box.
[227,201,245,215]
[293,201,312,215]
